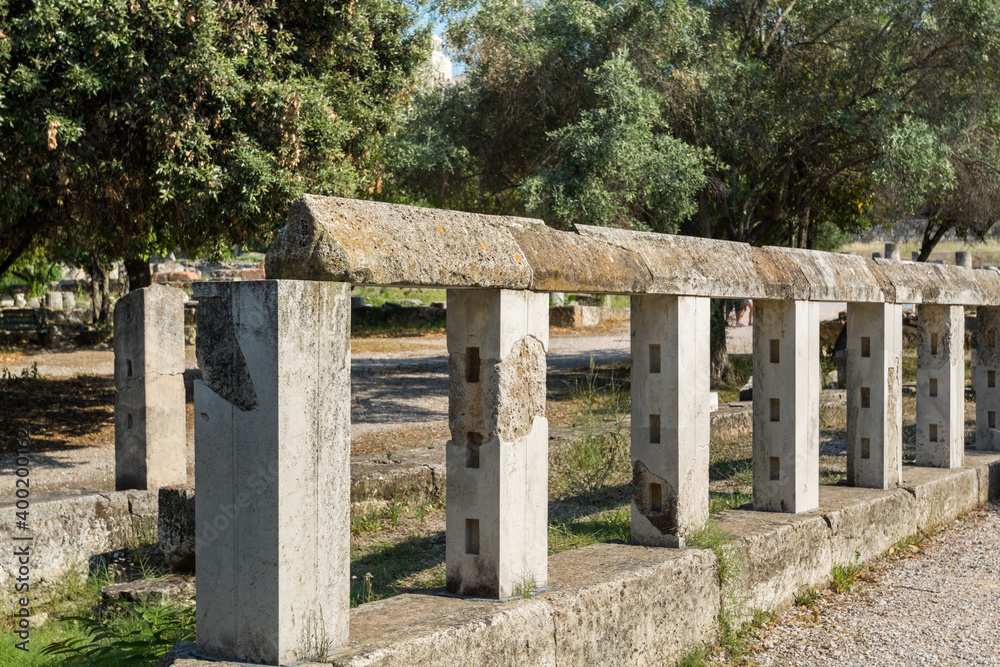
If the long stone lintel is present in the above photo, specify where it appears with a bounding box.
[265,194,1000,305]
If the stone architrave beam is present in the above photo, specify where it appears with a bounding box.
[265,195,1000,305]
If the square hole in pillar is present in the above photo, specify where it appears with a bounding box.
[861,337,871,358]
[769,456,780,481]
[929,378,938,398]
[989,329,997,348]
[466,347,481,383]
[929,423,938,442]
[989,370,996,389]
[990,411,996,429]
[769,339,780,364]
[861,437,871,459]
[649,344,661,374]
[931,333,939,356]
[127,413,133,429]
[861,387,871,408]
[126,359,133,377]
[466,432,482,468]
[769,398,780,422]
[465,519,480,556]
[649,414,661,444]
[649,483,662,512]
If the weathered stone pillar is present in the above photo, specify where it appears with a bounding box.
[976,307,1000,450]
[629,295,709,546]
[916,304,965,468]
[884,243,900,261]
[446,289,548,599]
[114,284,186,490]
[193,280,350,664]
[846,303,903,488]
[956,251,973,268]
[752,300,819,514]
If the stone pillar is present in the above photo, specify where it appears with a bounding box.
[846,303,903,488]
[446,289,548,599]
[975,307,1000,451]
[45,290,63,310]
[629,295,709,547]
[916,304,965,468]
[884,243,900,261]
[114,284,186,490]
[912,251,921,262]
[192,280,350,664]
[752,300,819,514]
[956,251,973,268]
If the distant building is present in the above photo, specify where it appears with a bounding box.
[423,35,453,88]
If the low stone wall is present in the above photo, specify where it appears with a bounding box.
[160,451,1000,667]
[0,489,158,612]
[549,304,629,328]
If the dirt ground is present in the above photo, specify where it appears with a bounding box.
[0,324,634,498]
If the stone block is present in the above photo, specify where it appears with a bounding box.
[159,484,196,571]
[915,304,965,468]
[974,307,1000,451]
[752,300,819,513]
[193,280,351,665]
[846,302,903,489]
[445,289,548,599]
[45,291,63,310]
[630,295,710,546]
[114,284,187,491]
[900,465,980,531]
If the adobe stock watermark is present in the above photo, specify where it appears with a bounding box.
[198,463,279,544]
[11,427,32,652]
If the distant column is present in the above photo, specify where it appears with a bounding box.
[114,284,186,490]
[956,251,973,268]
[752,300,819,514]
[446,289,548,599]
[846,303,903,488]
[916,304,965,468]
[629,295,710,546]
[884,243,900,261]
[193,280,350,664]
[975,307,1000,451]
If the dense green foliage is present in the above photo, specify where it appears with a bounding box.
[388,0,1000,252]
[0,0,429,277]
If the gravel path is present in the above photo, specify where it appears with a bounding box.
[749,502,1000,666]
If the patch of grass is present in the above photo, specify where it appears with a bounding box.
[552,358,631,504]
[351,286,447,307]
[831,552,862,592]
[794,586,821,608]
[548,506,630,554]
[709,490,752,514]
[686,520,742,585]
[675,645,711,667]
[350,533,445,606]
[0,361,39,385]
[40,601,195,667]
[714,354,753,404]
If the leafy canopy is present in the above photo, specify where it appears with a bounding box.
[0,0,429,274]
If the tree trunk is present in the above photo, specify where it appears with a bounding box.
[125,257,152,291]
[916,219,952,262]
[99,267,111,323]
[710,299,735,385]
[89,255,112,323]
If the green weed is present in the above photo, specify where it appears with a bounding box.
[548,506,630,553]
[831,552,862,592]
[675,645,710,667]
[794,586,821,608]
